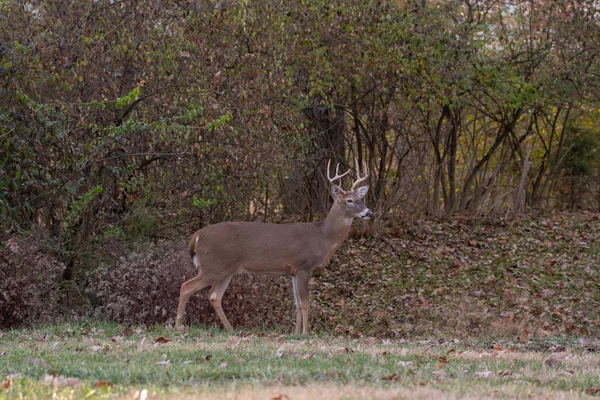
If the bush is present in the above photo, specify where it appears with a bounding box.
[0,239,65,328]
[84,238,296,330]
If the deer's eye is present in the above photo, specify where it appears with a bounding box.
[346,199,353,203]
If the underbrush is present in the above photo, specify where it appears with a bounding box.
[1,212,599,339]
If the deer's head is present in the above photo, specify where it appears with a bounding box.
[328,160,374,220]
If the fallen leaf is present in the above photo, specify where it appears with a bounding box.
[2,379,11,390]
[382,373,401,382]
[498,370,513,376]
[155,336,170,344]
[544,353,563,367]
[219,362,228,368]
[475,371,492,378]
[585,388,600,396]
[435,356,449,369]
[364,337,376,347]
[397,361,413,367]
[94,380,113,388]
[157,360,170,366]
[493,344,503,351]
[122,327,135,336]
[276,346,286,358]
[520,328,530,342]
[272,395,290,400]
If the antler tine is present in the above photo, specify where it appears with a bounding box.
[351,158,369,191]
[327,159,350,185]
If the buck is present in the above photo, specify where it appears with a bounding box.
[175,160,373,334]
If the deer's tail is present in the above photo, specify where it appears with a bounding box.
[189,232,200,268]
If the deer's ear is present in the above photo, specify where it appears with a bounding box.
[356,185,369,199]
[330,184,345,200]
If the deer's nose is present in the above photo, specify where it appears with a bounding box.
[360,209,374,219]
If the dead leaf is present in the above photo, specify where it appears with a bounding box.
[272,395,290,400]
[155,336,170,344]
[122,327,135,336]
[382,373,401,382]
[475,371,492,378]
[498,370,513,377]
[94,380,113,388]
[219,362,228,368]
[2,379,11,390]
[545,353,563,367]
[344,347,354,353]
[520,328,530,342]
[364,337,376,347]
[493,344,503,351]
[435,356,449,369]
[157,360,170,366]
[585,388,600,396]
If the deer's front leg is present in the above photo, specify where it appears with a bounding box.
[295,270,311,335]
[291,276,302,335]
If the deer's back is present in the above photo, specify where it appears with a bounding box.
[192,221,326,275]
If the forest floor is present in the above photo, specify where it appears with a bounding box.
[1,322,599,399]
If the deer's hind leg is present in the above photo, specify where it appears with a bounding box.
[209,274,234,332]
[175,271,213,328]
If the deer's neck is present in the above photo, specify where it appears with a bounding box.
[321,203,352,246]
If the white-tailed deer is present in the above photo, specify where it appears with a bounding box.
[175,160,372,334]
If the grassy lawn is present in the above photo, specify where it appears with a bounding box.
[1,323,599,399]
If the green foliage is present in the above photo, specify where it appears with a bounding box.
[114,86,141,110]
[564,126,598,178]
[65,185,103,231]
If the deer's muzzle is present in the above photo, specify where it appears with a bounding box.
[360,209,374,219]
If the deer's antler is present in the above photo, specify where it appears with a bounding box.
[327,160,350,185]
[350,158,369,191]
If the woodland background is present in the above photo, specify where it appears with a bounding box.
[0,0,599,336]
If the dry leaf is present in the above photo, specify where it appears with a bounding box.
[94,380,113,387]
[155,336,170,344]
[475,371,492,378]
[157,360,170,366]
[2,379,11,390]
[272,395,290,400]
[382,373,401,382]
[219,362,228,368]
[520,328,530,342]
[364,337,376,347]
[122,327,135,336]
[435,356,449,369]
[585,388,600,396]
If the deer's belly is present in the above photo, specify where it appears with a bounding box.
[238,263,296,276]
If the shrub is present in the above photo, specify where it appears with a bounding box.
[84,238,295,330]
[0,239,65,328]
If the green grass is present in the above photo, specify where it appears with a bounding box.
[1,322,599,399]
